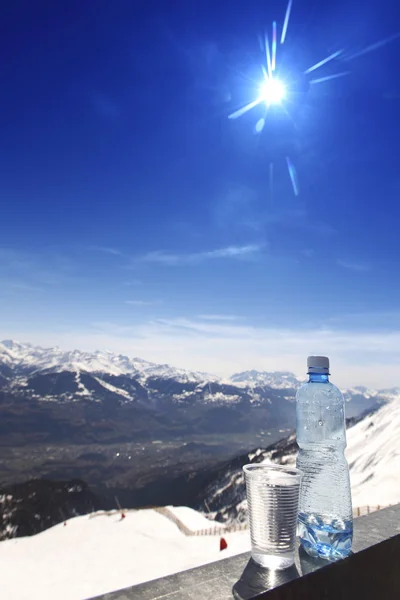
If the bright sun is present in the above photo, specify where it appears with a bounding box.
[260,78,286,105]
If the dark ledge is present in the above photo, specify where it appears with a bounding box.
[93,504,400,600]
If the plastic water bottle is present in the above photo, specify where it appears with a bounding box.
[296,356,353,560]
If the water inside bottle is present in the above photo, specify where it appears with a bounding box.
[297,512,352,561]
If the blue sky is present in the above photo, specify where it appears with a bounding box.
[1,0,400,386]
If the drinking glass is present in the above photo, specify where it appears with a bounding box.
[243,463,303,569]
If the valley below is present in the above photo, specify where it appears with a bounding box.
[0,429,289,509]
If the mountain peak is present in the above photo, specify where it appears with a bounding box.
[230,370,302,389]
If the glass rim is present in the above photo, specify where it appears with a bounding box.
[242,463,303,480]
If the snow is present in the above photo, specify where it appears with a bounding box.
[0,341,153,377]
[256,393,400,507]
[0,508,250,600]
[253,394,400,508]
[74,371,91,397]
[347,392,400,506]
[204,391,241,404]
[164,506,220,532]
[92,376,133,401]
[0,340,214,384]
[230,370,302,389]
[2,340,395,414]
[200,396,400,525]
[143,364,216,384]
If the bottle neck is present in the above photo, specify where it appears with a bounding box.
[308,372,329,383]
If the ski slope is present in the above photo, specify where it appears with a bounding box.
[0,508,250,600]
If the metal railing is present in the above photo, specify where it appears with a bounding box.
[89,504,400,600]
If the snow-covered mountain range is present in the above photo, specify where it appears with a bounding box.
[0,340,303,445]
[0,339,393,445]
[0,339,392,399]
[0,339,301,392]
[197,389,400,522]
[230,370,302,389]
[0,339,213,384]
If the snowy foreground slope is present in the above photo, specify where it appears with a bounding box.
[199,391,400,522]
[347,391,400,506]
[0,508,250,600]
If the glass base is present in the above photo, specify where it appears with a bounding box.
[251,551,294,570]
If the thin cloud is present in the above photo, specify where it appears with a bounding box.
[0,279,43,293]
[327,310,400,329]
[337,260,371,272]
[265,208,338,237]
[302,249,315,258]
[0,248,80,288]
[204,245,261,258]
[197,314,242,321]
[212,183,261,233]
[137,251,183,266]
[8,282,43,293]
[88,92,120,119]
[0,248,32,270]
[123,280,143,286]
[90,246,123,257]
[137,244,264,266]
[125,300,161,306]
